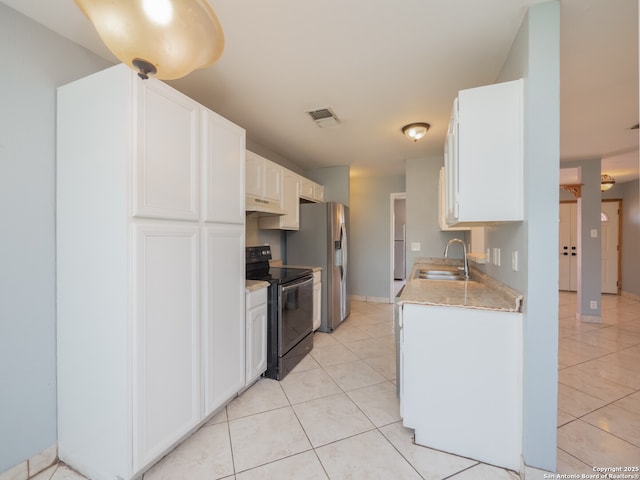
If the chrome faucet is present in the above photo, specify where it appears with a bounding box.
[444,238,469,279]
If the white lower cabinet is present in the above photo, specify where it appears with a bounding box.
[133,224,202,468]
[203,225,246,416]
[400,303,522,471]
[245,286,268,386]
[312,271,322,331]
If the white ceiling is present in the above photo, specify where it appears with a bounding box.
[3,0,638,182]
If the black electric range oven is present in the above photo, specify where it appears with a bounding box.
[246,246,314,380]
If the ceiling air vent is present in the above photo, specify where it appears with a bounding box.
[306,107,342,128]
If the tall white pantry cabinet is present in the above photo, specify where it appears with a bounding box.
[56,64,245,480]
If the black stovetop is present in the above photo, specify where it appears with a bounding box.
[246,246,312,285]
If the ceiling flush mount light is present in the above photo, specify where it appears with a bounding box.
[74,0,225,80]
[402,123,430,142]
[601,174,616,191]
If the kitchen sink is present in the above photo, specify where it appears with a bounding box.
[414,268,468,281]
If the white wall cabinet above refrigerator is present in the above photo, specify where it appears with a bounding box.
[445,79,524,227]
[56,64,246,480]
[299,176,325,203]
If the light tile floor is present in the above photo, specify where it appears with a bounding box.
[36,293,640,480]
[556,291,640,473]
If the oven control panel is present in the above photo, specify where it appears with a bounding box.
[246,245,273,264]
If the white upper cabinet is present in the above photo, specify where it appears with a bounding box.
[245,150,282,202]
[259,168,300,230]
[202,110,245,224]
[299,177,314,200]
[438,167,469,231]
[299,176,324,203]
[264,160,282,202]
[445,79,524,226]
[134,79,200,221]
[313,183,325,202]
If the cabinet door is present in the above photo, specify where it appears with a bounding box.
[203,224,245,416]
[245,150,263,198]
[313,183,324,202]
[445,105,459,225]
[246,290,267,386]
[456,79,523,223]
[263,160,282,202]
[258,171,300,230]
[438,167,468,231]
[134,79,200,220]
[202,109,246,224]
[299,177,314,200]
[279,172,300,230]
[312,273,321,331]
[133,223,201,470]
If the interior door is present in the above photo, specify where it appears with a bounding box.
[558,201,620,294]
[601,201,620,294]
[558,203,577,291]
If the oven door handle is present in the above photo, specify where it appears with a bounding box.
[281,275,314,294]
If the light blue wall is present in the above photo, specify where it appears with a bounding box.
[306,166,351,207]
[0,4,112,472]
[405,156,462,271]
[485,1,560,471]
[562,160,603,317]
[349,174,405,300]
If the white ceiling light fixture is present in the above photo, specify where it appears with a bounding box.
[402,122,431,142]
[600,174,616,191]
[74,0,225,80]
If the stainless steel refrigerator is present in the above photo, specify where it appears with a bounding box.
[286,202,350,332]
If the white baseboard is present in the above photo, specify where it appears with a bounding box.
[576,313,602,323]
[621,290,640,302]
[351,295,392,304]
[520,456,554,479]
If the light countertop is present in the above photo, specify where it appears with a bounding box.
[245,280,269,292]
[398,258,523,312]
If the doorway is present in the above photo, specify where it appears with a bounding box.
[558,200,621,294]
[390,193,406,300]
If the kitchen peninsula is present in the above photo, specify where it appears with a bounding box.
[397,258,523,471]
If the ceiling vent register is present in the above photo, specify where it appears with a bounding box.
[306,107,342,128]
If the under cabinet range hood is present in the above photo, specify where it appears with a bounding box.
[245,195,286,216]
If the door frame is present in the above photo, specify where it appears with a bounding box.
[390,192,406,303]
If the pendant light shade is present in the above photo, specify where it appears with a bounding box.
[600,174,616,191]
[75,0,225,80]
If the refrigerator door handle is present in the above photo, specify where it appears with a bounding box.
[339,222,347,280]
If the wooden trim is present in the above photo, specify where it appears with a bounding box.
[560,184,582,198]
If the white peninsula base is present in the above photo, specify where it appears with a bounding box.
[399,303,523,471]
